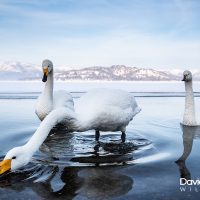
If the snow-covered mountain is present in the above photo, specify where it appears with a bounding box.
[55,65,181,81]
[0,61,41,80]
[0,61,199,81]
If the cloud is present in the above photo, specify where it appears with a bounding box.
[0,0,199,69]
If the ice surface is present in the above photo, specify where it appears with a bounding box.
[0,81,200,93]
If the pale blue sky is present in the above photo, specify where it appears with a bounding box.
[0,0,200,69]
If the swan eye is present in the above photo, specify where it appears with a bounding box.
[12,156,16,159]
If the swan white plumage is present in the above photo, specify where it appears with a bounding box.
[0,59,141,174]
[35,59,74,121]
[75,88,141,141]
[182,70,197,126]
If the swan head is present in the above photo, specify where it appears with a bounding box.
[182,70,192,82]
[42,59,53,82]
[0,146,31,175]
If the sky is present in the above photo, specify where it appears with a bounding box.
[0,0,200,69]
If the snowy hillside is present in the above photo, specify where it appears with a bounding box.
[0,61,41,80]
[0,61,199,81]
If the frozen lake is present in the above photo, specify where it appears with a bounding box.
[0,81,200,93]
[0,81,200,199]
[0,81,200,100]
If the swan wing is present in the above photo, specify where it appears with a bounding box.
[53,90,74,111]
[75,88,141,131]
[76,88,140,112]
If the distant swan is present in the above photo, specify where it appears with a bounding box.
[0,60,141,174]
[182,70,197,126]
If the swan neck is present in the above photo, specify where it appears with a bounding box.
[24,117,54,154]
[185,81,194,105]
[24,108,78,155]
[183,81,196,125]
[44,70,53,100]
[185,80,193,92]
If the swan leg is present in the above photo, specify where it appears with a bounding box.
[95,130,100,142]
[121,131,126,143]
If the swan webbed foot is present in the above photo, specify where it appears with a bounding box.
[121,131,126,143]
[95,130,100,142]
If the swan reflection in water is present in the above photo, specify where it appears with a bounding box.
[0,165,133,199]
[176,125,200,181]
[0,126,151,199]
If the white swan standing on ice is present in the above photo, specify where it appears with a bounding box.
[0,59,141,174]
[182,70,197,126]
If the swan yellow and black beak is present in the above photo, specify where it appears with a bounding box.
[0,159,11,175]
[182,75,186,81]
[42,68,49,82]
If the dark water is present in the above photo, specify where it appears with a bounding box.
[0,93,200,200]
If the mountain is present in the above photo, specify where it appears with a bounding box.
[55,65,181,81]
[0,61,199,81]
[0,61,41,80]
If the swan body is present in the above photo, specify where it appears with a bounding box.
[36,88,141,134]
[182,70,197,126]
[0,59,141,174]
[75,88,141,132]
